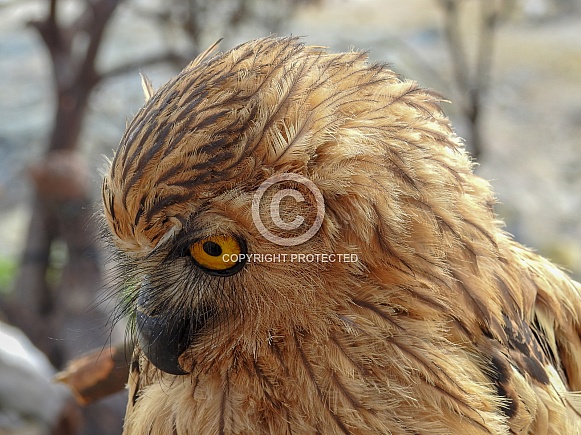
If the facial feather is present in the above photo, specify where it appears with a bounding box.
[102,36,581,434]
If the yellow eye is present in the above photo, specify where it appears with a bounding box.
[189,235,246,276]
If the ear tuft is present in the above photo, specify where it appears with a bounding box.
[140,72,154,102]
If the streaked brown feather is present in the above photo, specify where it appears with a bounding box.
[103,36,581,434]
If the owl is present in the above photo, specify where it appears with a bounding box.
[102,36,581,434]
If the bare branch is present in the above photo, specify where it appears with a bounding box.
[99,51,190,83]
[436,0,507,160]
[439,0,470,99]
[55,342,133,405]
[79,0,121,88]
[474,0,499,99]
[28,0,67,69]
[49,0,57,22]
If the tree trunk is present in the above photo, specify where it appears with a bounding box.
[2,1,126,433]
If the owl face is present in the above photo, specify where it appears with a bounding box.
[102,36,471,375]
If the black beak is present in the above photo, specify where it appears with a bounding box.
[136,289,192,376]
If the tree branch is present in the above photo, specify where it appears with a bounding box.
[98,51,189,83]
[439,0,471,100]
[474,0,499,101]
[436,0,505,160]
[55,342,133,405]
[78,0,121,89]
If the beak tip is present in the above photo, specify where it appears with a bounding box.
[136,310,191,376]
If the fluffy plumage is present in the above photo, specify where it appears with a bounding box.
[102,36,581,434]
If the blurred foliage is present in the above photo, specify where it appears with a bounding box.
[0,257,17,294]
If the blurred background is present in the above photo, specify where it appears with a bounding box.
[0,0,580,433]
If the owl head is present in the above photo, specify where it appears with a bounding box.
[102,36,496,375]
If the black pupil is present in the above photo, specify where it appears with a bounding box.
[203,241,222,257]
